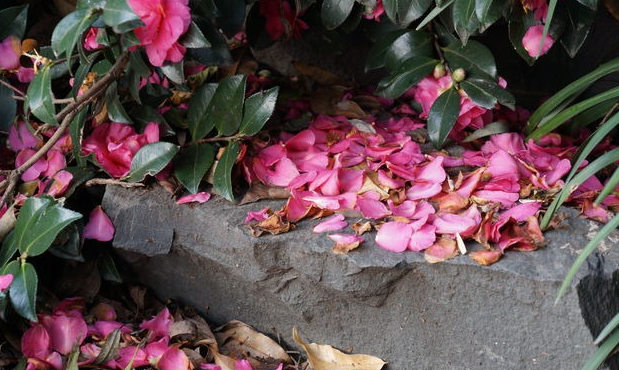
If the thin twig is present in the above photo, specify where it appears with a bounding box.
[0,52,130,208]
[85,178,145,188]
[12,95,77,105]
[193,135,241,146]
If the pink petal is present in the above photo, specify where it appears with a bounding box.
[140,307,172,341]
[543,158,571,186]
[157,347,191,370]
[424,238,459,263]
[499,202,541,222]
[0,274,13,291]
[375,221,413,252]
[88,321,131,339]
[47,170,73,197]
[357,198,390,219]
[40,313,88,355]
[8,121,40,152]
[486,150,520,179]
[83,206,115,242]
[21,324,52,359]
[416,156,446,183]
[245,207,271,223]
[16,149,48,182]
[42,150,67,178]
[114,346,149,369]
[328,233,364,245]
[200,365,223,370]
[472,190,520,208]
[406,182,443,200]
[522,25,555,57]
[408,224,437,251]
[176,192,211,204]
[313,214,348,233]
[433,206,480,235]
[235,359,253,370]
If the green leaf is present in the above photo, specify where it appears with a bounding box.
[416,0,455,31]
[70,107,88,167]
[0,231,18,267]
[98,251,122,283]
[127,52,150,103]
[427,87,460,148]
[383,0,433,26]
[460,77,515,109]
[453,0,479,44]
[159,61,185,85]
[526,57,619,132]
[321,0,355,30]
[376,57,438,98]
[384,30,434,71]
[213,0,246,36]
[14,197,82,257]
[213,141,240,202]
[174,143,216,194]
[475,0,504,29]
[26,66,57,125]
[0,5,29,40]
[0,79,16,132]
[206,75,246,136]
[180,21,212,49]
[51,9,94,66]
[187,17,233,66]
[560,1,595,58]
[48,223,83,262]
[103,0,143,33]
[66,347,80,370]
[595,166,619,205]
[187,83,218,140]
[127,142,180,182]
[239,86,279,136]
[576,0,597,10]
[462,121,509,142]
[105,82,132,124]
[595,312,619,345]
[537,0,557,59]
[443,40,497,79]
[8,261,38,322]
[365,30,408,71]
[94,328,122,364]
[582,329,619,370]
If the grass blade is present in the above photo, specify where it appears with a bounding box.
[581,329,619,370]
[594,312,619,345]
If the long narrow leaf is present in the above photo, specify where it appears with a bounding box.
[595,166,619,205]
[416,0,454,30]
[537,0,557,58]
[595,312,619,345]
[526,57,619,132]
[528,86,619,140]
[581,324,619,370]
[556,212,619,303]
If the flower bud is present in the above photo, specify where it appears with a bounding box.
[451,68,466,82]
[433,63,446,79]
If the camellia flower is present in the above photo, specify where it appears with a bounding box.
[83,206,115,242]
[127,0,191,66]
[82,122,159,178]
[522,25,555,57]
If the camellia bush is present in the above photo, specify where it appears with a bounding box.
[0,0,618,368]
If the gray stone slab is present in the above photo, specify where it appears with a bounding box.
[103,185,619,370]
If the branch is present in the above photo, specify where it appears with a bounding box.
[0,78,24,97]
[85,178,145,188]
[0,52,130,208]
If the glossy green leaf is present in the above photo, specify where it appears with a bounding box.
[537,0,557,59]
[213,0,246,36]
[384,30,434,71]
[383,0,433,26]
[159,61,185,85]
[127,142,179,182]
[462,121,509,142]
[174,143,216,194]
[48,223,83,262]
[7,261,38,322]
[70,107,88,167]
[51,9,94,64]
[0,231,18,267]
[461,77,515,109]
[376,57,437,98]
[187,17,233,66]
[475,0,504,29]
[26,66,57,125]
[76,0,107,10]
[105,82,132,124]
[14,197,82,257]
[576,0,597,10]
[213,141,240,202]
[102,0,143,33]
[560,1,595,58]
[206,75,246,136]
[321,0,355,29]
[526,57,619,131]
[453,0,479,44]
[98,250,122,283]
[127,52,150,103]
[569,99,617,129]
[94,328,122,364]
[0,78,16,132]
[427,87,460,148]
[180,21,211,49]
[239,86,279,136]
[365,30,408,70]
[416,0,455,31]
[0,5,28,40]
[443,40,497,78]
[187,83,218,139]
[507,20,536,66]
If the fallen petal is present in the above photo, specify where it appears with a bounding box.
[469,249,503,265]
[375,221,412,252]
[83,206,115,242]
[176,192,211,205]
[313,214,347,233]
[424,237,458,263]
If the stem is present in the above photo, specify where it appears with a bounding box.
[0,79,24,97]
[0,51,130,208]
[85,178,145,188]
[193,135,241,146]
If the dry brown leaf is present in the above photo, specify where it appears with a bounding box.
[310,87,367,119]
[215,320,290,363]
[0,206,16,243]
[170,320,197,339]
[352,221,373,235]
[292,327,386,370]
[239,183,291,205]
[249,213,294,237]
[424,237,459,264]
[292,61,343,85]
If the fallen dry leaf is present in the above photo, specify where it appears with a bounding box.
[352,221,373,235]
[292,327,386,370]
[310,87,367,119]
[292,61,344,85]
[248,212,294,237]
[239,183,291,205]
[424,237,459,263]
[215,320,290,363]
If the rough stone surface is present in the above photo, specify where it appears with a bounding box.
[103,185,619,370]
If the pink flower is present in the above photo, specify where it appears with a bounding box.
[127,0,191,66]
[0,36,21,71]
[83,28,102,51]
[0,274,12,291]
[140,307,172,341]
[39,312,88,355]
[313,214,348,233]
[15,149,48,182]
[82,122,159,178]
[8,121,41,152]
[176,192,211,204]
[522,25,555,57]
[83,206,115,242]
[157,347,191,370]
[45,170,74,197]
